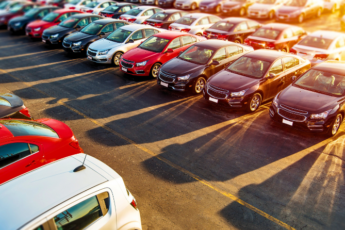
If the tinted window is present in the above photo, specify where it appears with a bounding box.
[0,143,31,168]
[175,17,196,26]
[235,22,248,32]
[30,144,39,153]
[125,8,142,16]
[60,18,79,28]
[25,8,40,17]
[298,36,333,49]
[213,48,227,62]
[228,56,271,79]
[115,22,126,29]
[179,46,214,65]
[140,36,169,52]
[101,24,114,33]
[282,57,299,70]
[53,196,102,230]
[269,59,283,74]
[104,5,119,12]
[100,2,111,8]
[209,16,220,23]
[197,17,210,26]
[122,6,131,12]
[77,18,89,27]
[42,12,59,22]
[107,29,131,43]
[0,120,59,138]
[169,13,181,21]
[167,37,181,49]
[143,9,154,16]
[210,21,234,32]
[252,28,281,40]
[181,36,194,46]
[130,30,143,40]
[81,22,103,35]
[247,20,260,29]
[227,46,242,57]
[86,2,97,7]
[57,13,69,22]
[144,29,157,37]
[23,5,34,12]
[90,16,101,22]
[283,29,294,39]
[150,12,168,20]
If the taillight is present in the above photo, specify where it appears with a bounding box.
[130,199,138,210]
[314,54,329,60]
[143,21,148,25]
[69,140,82,150]
[244,38,250,45]
[218,34,227,40]
[168,26,172,30]
[128,18,136,23]
[41,1,46,4]
[19,106,31,118]
[267,42,275,49]
[86,10,93,13]
[290,48,297,54]
[203,31,207,36]
[155,22,163,28]
[107,13,114,17]
[52,3,58,6]
[69,6,75,9]
[119,16,123,20]
[180,28,191,33]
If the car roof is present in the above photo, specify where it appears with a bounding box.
[136,5,159,9]
[154,31,193,39]
[244,49,288,62]
[54,9,80,13]
[222,17,251,23]
[161,9,181,14]
[261,23,301,31]
[70,13,95,18]
[194,39,236,50]
[120,24,152,31]
[116,2,134,5]
[37,6,59,10]
[93,18,123,25]
[0,154,119,230]
[308,30,345,40]
[184,13,214,18]
[313,61,345,76]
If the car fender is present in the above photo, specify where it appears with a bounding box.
[189,28,203,35]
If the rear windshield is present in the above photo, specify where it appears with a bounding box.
[104,5,119,12]
[209,21,234,32]
[252,28,281,40]
[125,8,142,16]
[0,97,11,107]
[150,12,168,21]
[43,12,59,22]
[298,36,333,50]
[0,120,59,138]
[175,17,196,26]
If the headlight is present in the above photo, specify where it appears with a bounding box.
[231,90,246,97]
[34,27,41,31]
[50,33,59,38]
[273,95,278,107]
[98,49,110,55]
[310,110,331,120]
[177,74,190,81]
[14,22,21,27]
[73,41,82,46]
[136,60,148,67]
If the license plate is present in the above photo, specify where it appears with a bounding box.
[87,55,92,60]
[209,97,218,103]
[122,67,127,72]
[282,119,293,126]
[200,7,205,10]
[160,82,168,87]
[26,32,29,36]
[42,39,46,43]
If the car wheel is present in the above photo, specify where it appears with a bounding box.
[298,13,304,23]
[234,38,242,43]
[329,113,343,136]
[281,47,288,52]
[247,93,262,112]
[150,63,161,78]
[112,52,123,66]
[196,32,202,36]
[193,76,206,94]
[215,5,221,13]
[316,7,322,17]
[332,4,337,13]
[155,0,158,5]
[268,11,274,19]
[191,2,197,10]
[239,7,246,16]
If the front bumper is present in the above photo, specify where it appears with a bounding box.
[157,73,192,91]
[26,28,43,38]
[119,61,151,76]
[203,88,250,108]
[62,41,83,53]
[86,49,112,64]
[42,34,63,44]
[175,2,192,9]
[7,23,25,32]
[275,14,299,22]
[248,11,269,18]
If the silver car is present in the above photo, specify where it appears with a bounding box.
[64,0,95,11]
[169,13,221,36]
[292,30,345,66]
[175,0,202,10]
[247,0,287,19]
[87,24,161,65]
[119,6,163,24]
[80,0,116,15]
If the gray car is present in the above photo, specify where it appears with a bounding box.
[87,24,161,65]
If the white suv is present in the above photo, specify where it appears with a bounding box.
[0,154,142,230]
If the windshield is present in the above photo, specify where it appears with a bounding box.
[59,17,79,28]
[179,45,214,65]
[252,28,281,40]
[104,5,119,12]
[150,12,168,21]
[298,36,333,50]
[295,69,345,96]
[256,0,276,4]
[125,8,142,16]
[139,36,170,52]
[24,8,40,17]
[81,22,103,35]
[9,5,23,13]
[0,2,9,9]
[284,0,307,6]
[0,120,59,138]
[210,21,234,32]
[107,29,131,42]
[86,1,97,7]
[43,12,59,22]
[68,0,80,4]
[227,56,271,79]
[175,16,196,26]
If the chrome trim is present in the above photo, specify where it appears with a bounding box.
[280,104,308,115]
[207,84,229,99]
[159,71,175,83]
[277,108,307,122]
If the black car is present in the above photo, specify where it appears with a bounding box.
[62,19,129,54]
[222,0,256,16]
[0,93,32,120]
[157,40,254,94]
[270,61,345,136]
[157,0,176,8]
[42,13,102,45]
[199,0,224,13]
[203,17,261,44]
[99,3,136,19]
[143,9,187,29]
[204,50,310,112]
[8,6,59,33]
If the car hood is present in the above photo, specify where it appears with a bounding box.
[162,58,204,75]
[123,48,160,62]
[209,70,259,91]
[45,25,71,34]
[249,3,274,10]
[65,31,95,42]
[36,118,74,139]
[223,1,241,7]
[277,6,301,13]
[9,15,31,23]
[89,38,123,50]
[278,85,338,113]
[27,19,53,28]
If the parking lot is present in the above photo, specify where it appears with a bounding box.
[1,9,345,230]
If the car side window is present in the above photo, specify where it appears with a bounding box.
[169,13,181,21]
[247,20,260,29]
[197,17,210,26]
[130,30,143,40]
[235,22,248,32]
[144,29,156,37]
[101,2,111,8]
[115,22,126,29]
[143,9,155,16]
[122,5,131,12]
[155,8,163,13]
[37,9,49,18]
[283,29,294,39]
[227,45,242,57]
[209,16,220,24]
[269,59,283,75]
[282,57,299,70]
[101,24,114,33]
[293,28,305,36]
[57,13,69,22]
[77,18,89,27]
[168,37,181,49]
[335,37,345,48]
[90,16,101,22]
[181,36,194,46]
[23,5,33,12]
[213,48,227,62]
[0,143,34,168]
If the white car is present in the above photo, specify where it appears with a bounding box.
[292,30,345,66]
[0,154,142,230]
[119,5,163,24]
[247,0,287,19]
[64,0,95,11]
[87,24,161,65]
[0,0,27,14]
[168,13,221,36]
[175,0,202,10]
[81,0,117,14]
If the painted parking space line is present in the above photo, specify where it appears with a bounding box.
[0,68,295,230]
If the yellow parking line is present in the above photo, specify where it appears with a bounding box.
[0,68,295,230]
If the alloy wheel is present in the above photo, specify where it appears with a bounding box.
[239,8,245,16]
[191,2,196,10]
[151,63,161,78]
[194,77,205,94]
[113,52,122,66]
[215,5,221,13]
[332,114,342,136]
[249,94,261,112]
[298,14,304,23]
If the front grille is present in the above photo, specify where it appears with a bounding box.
[207,85,228,99]
[122,58,134,63]
[280,104,308,115]
[159,71,175,83]
[63,41,71,48]
[88,48,97,57]
[278,109,306,122]
[42,35,48,40]
[121,60,133,68]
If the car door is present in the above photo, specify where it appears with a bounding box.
[100,23,115,37]
[195,16,210,32]
[264,59,285,99]
[281,56,300,87]
[233,21,250,43]
[208,47,227,76]
[127,29,146,49]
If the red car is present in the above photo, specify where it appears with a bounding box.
[244,23,307,53]
[120,32,206,78]
[0,118,83,185]
[0,2,38,27]
[25,9,82,38]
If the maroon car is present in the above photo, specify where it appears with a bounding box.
[244,23,307,53]
[203,50,311,112]
[0,2,39,27]
[270,61,345,136]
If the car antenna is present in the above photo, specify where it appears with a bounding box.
[73,154,87,172]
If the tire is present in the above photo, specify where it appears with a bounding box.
[328,113,343,136]
[281,47,288,52]
[150,63,161,78]
[196,32,202,36]
[112,52,123,66]
[298,13,304,23]
[191,2,197,10]
[268,11,274,19]
[155,0,158,5]
[316,7,322,17]
[239,7,246,16]
[234,38,242,44]
[192,76,206,94]
[246,93,262,112]
[215,5,221,13]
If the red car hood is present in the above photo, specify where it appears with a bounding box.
[123,48,161,62]
[27,20,55,29]
[36,118,74,139]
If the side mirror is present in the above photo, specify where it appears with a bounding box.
[268,73,276,79]
[127,39,134,43]
[166,48,174,53]
[99,32,105,36]
[210,60,220,66]
[75,25,81,29]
